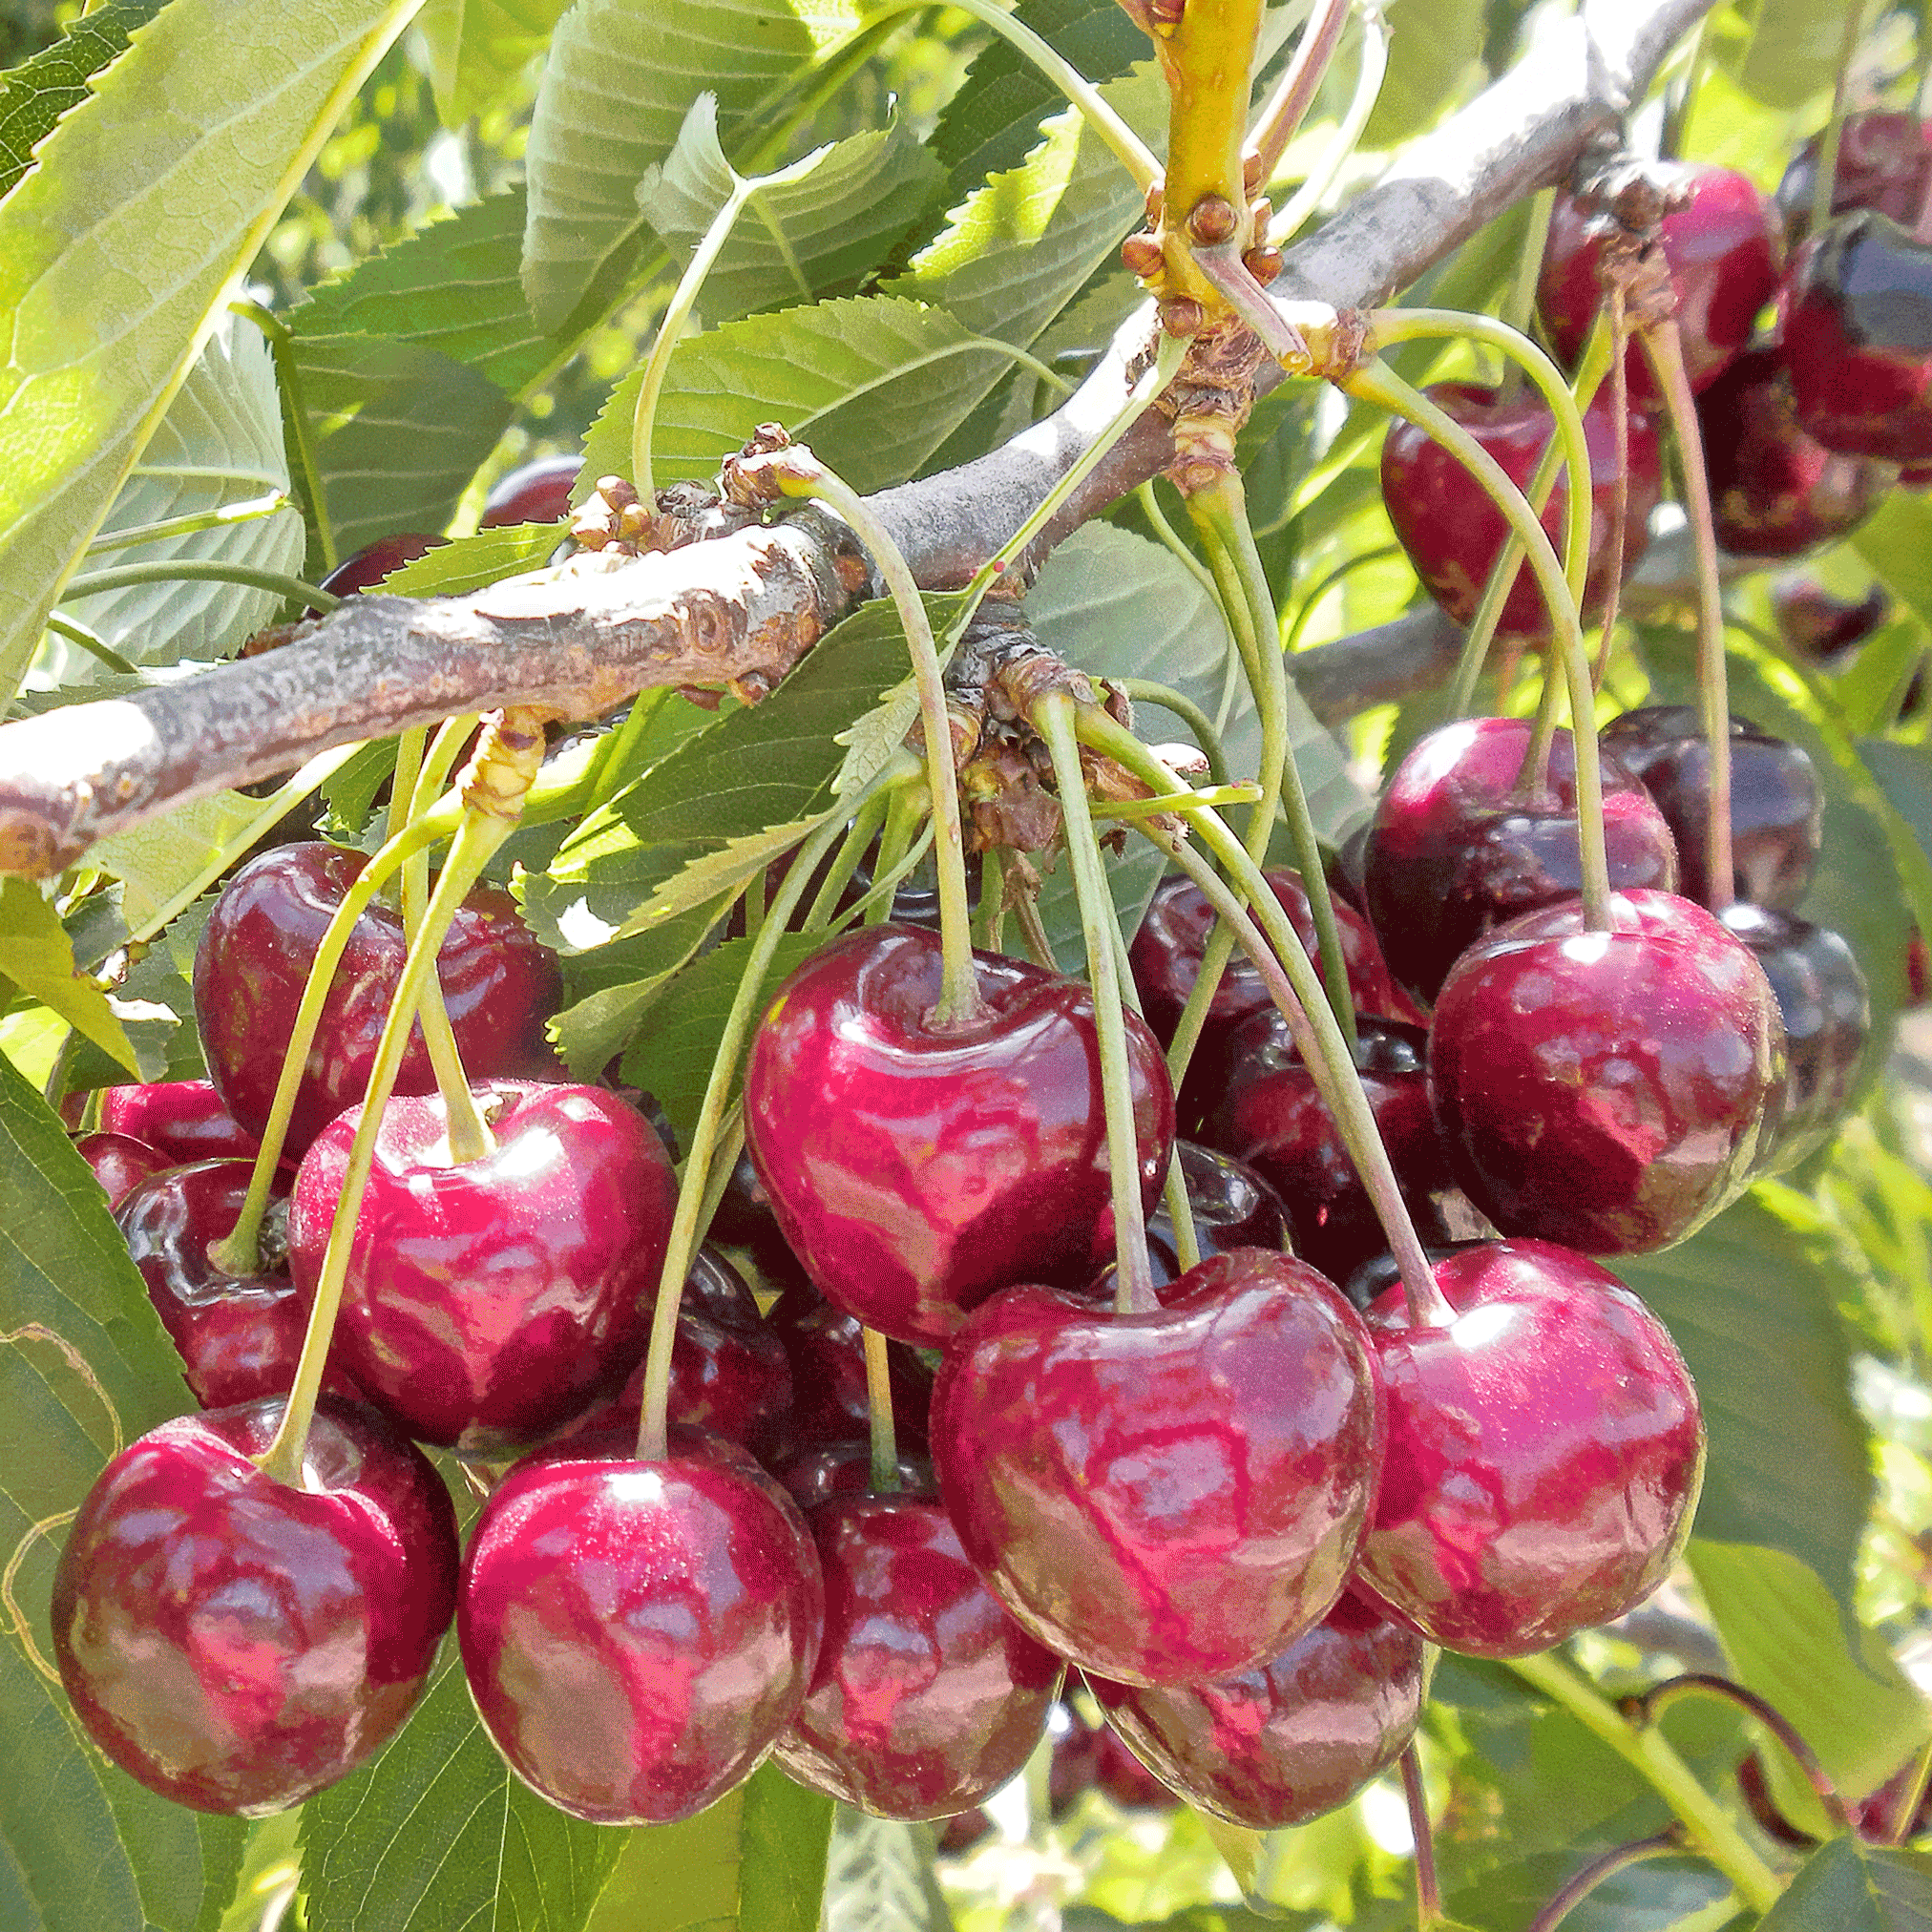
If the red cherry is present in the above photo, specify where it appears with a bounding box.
[1539,164,1782,408]
[51,1396,457,1815]
[1777,112,1932,248]
[478,453,581,529]
[457,1429,824,1824]
[287,1080,677,1456]
[195,842,562,1159]
[767,1281,934,1459]
[1087,1588,1425,1828]
[1356,1240,1703,1656]
[929,1249,1383,1688]
[773,1486,1061,1817]
[314,533,446,601]
[76,1130,171,1209]
[745,924,1174,1347]
[1379,382,1661,640]
[1364,717,1679,1004]
[97,1080,261,1165]
[771,1442,935,1512]
[1427,890,1785,1254]
[1772,579,1891,662]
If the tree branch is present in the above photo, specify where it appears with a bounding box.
[0,0,1715,878]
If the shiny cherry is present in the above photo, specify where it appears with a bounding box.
[1773,579,1890,662]
[287,1080,677,1456]
[478,453,581,529]
[457,1427,823,1825]
[1354,1239,1704,1656]
[774,1485,1061,1818]
[51,1395,458,1815]
[1379,381,1661,640]
[745,924,1174,1347]
[1427,890,1785,1253]
[1720,903,1869,1175]
[1782,211,1932,463]
[772,1442,935,1512]
[1088,1141,1292,1300]
[1087,1587,1425,1829]
[1364,717,1679,1003]
[1698,346,1892,558]
[767,1281,934,1459]
[195,841,562,1158]
[97,1080,261,1165]
[930,1248,1383,1689]
[314,533,445,600]
[1600,705,1824,910]
[1777,112,1932,248]
[77,1131,171,1209]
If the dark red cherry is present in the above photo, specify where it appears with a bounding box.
[457,1427,823,1824]
[1089,1140,1292,1299]
[1782,212,1932,463]
[1720,903,1869,1175]
[768,1281,934,1459]
[1355,1239,1704,1656]
[772,1442,935,1512]
[116,1158,359,1411]
[1772,578,1890,662]
[97,1080,261,1165]
[1539,164,1781,408]
[745,924,1174,1347]
[930,1249,1383,1689]
[774,1486,1061,1817]
[1698,346,1893,558]
[1087,1587,1425,1829]
[478,453,581,529]
[1364,717,1679,1003]
[315,533,446,601]
[1379,381,1661,640]
[77,1130,171,1209]
[1195,1014,1456,1287]
[1600,705,1824,911]
[1093,1718,1178,1808]
[937,1807,995,1852]
[1427,890,1785,1254]
[195,841,562,1159]
[51,1395,457,1815]
[709,1148,814,1296]
[1777,112,1932,249]
[287,1080,677,1456]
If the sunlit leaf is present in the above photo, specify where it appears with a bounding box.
[0,0,167,201]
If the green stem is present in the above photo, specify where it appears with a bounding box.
[1401,1745,1441,1929]
[388,729,426,855]
[1246,0,1353,184]
[1112,678,1231,788]
[806,790,893,930]
[1268,5,1389,244]
[1524,1834,1680,1932]
[1283,543,1402,656]
[44,615,141,678]
[254,807,513,1487]
[1813,2,1870,241]
[1135,481,1224,609]
[1504,1652,1783,1915]
[1032,693,1156,1316]
[634,809,857,1461]
[863,1327,901,1493]
[61,559,338,610]
[976,847,1007,954]
[84,493,293,556]
[231,299,337,572]
[1106,911,1201,1272]
[1497,189,1556,402]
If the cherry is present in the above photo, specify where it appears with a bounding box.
[1379,381,1661,639]
[1148,1141,1292,1276]
[195,841,562,1159]
[1720,903,1869,1175]
[1427,890,1784,1254]
[77,1130,171,1209]
[1194,1013,1457,1286]
[1043,1704,1176,1813]
[1599,705,1823,911]
[1540,163,1782,408]
[767,1281,934,1459]
[772,1442,935,1512]
[51,1395,457,1815]
[930,1248,1383,1689]
[1364,717,1679,1004]
[1087,1587,1426,1829]
[1777,112,1932,249]
[478,453,581,529]
[1697,346,1893,558]
[287,1080,678,1457]
[1781,212,1932,464]
[710,1148,814,1295]
[1354,1239,1704,1657]
[314,533,446,601]
[1772,579,1891,662]
[457,1427,823,1825]
[97,1080,262,1165]
[745,923,1174,1347]
[773,1486,1061,1818]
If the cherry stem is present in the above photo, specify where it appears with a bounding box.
[1504,1651,1782,1915]
[1283,543,1402,655]
[1081,710,1450,1325]
[1268,5,1390,246]
[976,847,1008,953]
[1347,358,1612,930]
[805,789,894,931]
[1012,885,1060,972]
[1591,281,1633,693]
[388,728,426,853]
[1637,316,1734,912]
[1497,188,1556,405]
[1031,693,1157,1315]
[203,806,459,1279]
[1629,1674,1854,1834]
[862,1328,901,1495]
[1885,1734,1932,1845]
[1523,1832,1680,1932]
[59,557,339,611]
[1400,1746,1440,1927]
[1245,0,1352,183]
[867,781,925,928]
[1135,481,1224,609]
[770,458,985,1028]
[1111,678,1231,789]
[633,808,858,1462]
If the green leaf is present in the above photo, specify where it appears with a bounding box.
[52,311,305,673]
[0,879,136,1075]
[298,1640,624,1932]
[0,1052,244,1932]
[1717,0,1858,110]
[0,0,429,698]
[1611,1192,1872,1605]
[414,0,573,125]
[1362,0,1488,146]
[820,1807,953,1932]
[1687,1542,1930,1807]
[0,0,167,202]
[61,892,215,1093]
[1853,494,1932,633]
[548,905,726,1075]
[1757,1837,1932,1931]
[582,1764,834,1932]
